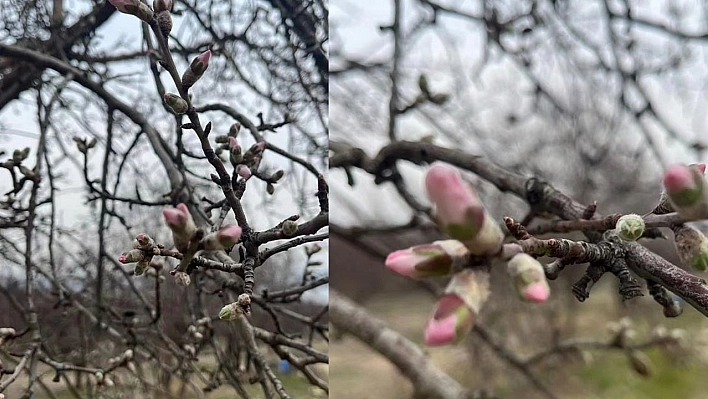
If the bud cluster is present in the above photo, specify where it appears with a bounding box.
[382,163,555,346]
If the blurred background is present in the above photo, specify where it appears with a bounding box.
[0,0,328,397]
[330,0,708,398]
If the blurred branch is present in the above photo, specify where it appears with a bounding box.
[330,289,471,399]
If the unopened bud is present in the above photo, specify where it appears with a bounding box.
[119,249,144,264]
[202,225,242,251]
[181,50,211,90]
[271,170,284,182]
[164,93,188,114]
[282,220,298,237]
[385,240,467,279]
[615,214,645,241]
[156,10,172,39]
[507,253,550,303]
[174,271,191,286]
[424,269,489,346]
[663,164,708,219]
[163,203,197,252]
[674,225,708,271]
[135,233,154,247]
[266,183,275,195]
[425,163,503,255]
[236,164,251,179]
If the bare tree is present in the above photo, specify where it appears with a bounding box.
[330,1,708,398]
[0,0,328,397]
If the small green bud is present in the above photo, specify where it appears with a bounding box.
[615,214,645,241]
[267,183,275,195]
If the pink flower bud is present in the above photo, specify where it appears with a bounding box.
[507,253,550,303]
[663,164,708,219]
[425,163,504,255]
[424,269,489,346]
[119,249,143,264]
[135,233,154,247]
[385,240,466,279]
[216,225,242,248]
[163,203,197,252]
[201,225,242,251]
[228,137,239,150]
[236,164,252,179]
[190,50,212,75]
[424,295,471,346]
